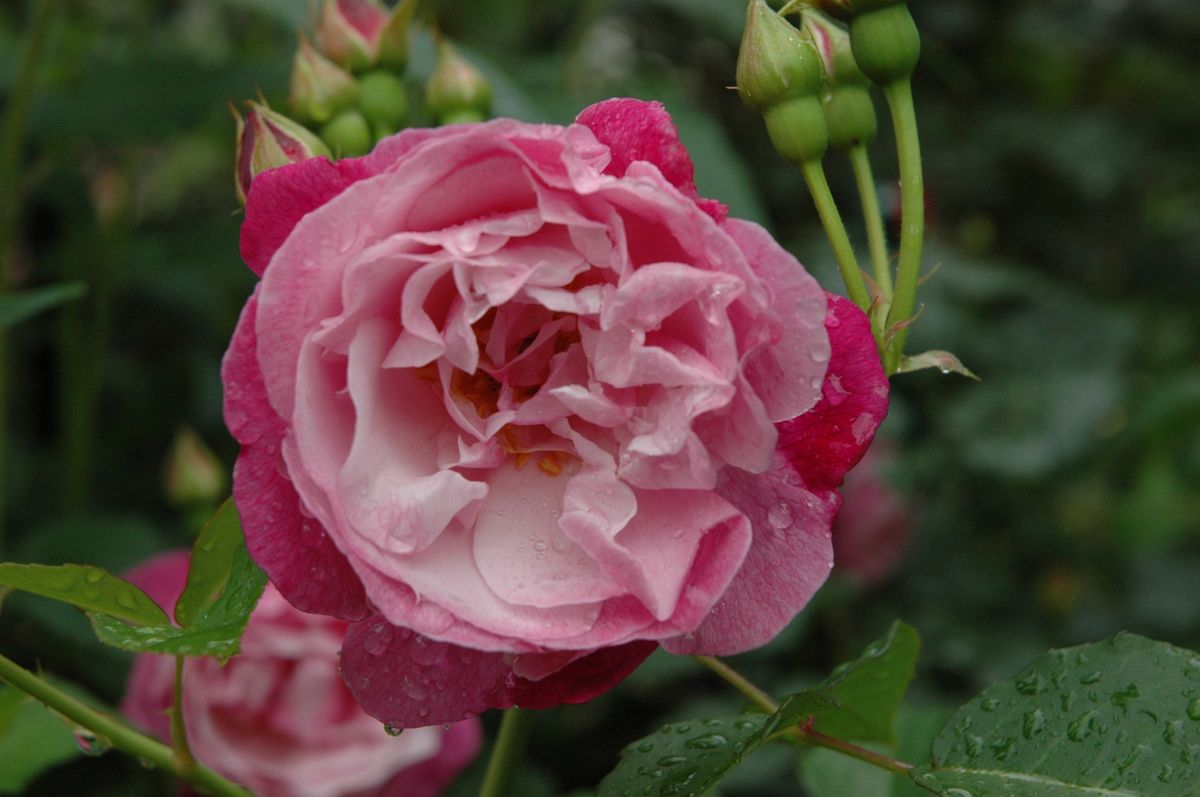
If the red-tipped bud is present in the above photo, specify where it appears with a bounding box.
[317,0,389,72]
[234,102,331,204]
[425,41,491,124]
[803,10,878,150]
[163,427,226,508]
[289,37,360,124]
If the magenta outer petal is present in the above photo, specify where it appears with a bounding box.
[341,616,655,727]
[777,293,891,492]
[662,293,889,656]
[575,98,728,222]
[377,720,482,797]
[222,293,369,621]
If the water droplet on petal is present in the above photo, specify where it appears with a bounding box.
[383,723,404,737]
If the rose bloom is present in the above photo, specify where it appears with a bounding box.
[121,552,479,797]
[224,98,888,727]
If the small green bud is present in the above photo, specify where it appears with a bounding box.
[803,11,877,150]
[321,109,373,156]
[736,0,823,112]
[289,36,360,124]
[358,70,408,131]
[426,41,492,124]
[163,427,226,508]
[763,96,829,166]
[849,4,920,85]
[377,0,418,72]
[234,101,331,204]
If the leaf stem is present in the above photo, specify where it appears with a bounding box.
[880,78,924,374]
[799,159,872,316]
[170,656,195,772]
[0,0,59,555]
[847,144,893,303]
[693,655,778,713]
[0,652,251,797]
[695,655,914,778]
[478,708,535,797]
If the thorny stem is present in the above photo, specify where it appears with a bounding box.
[478,708,536,797]
[847,144,893,304]
[799,159,873,318]
[0,653,252,797]
[695,655,915,778]
[880,78,925,374]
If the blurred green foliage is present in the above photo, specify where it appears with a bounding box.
[1,0,1198,794]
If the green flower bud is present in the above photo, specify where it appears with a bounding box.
[163,427,226,508]
[736,0,823,112]
[358,69,408,131]
[289,36,360,124]
[234,101,331,204]
[803,10,877,150]
[849,4,920,85]
[377,0,418,72]
[763,96,829,166]
[321,109,373,156]
[426,41,492,124]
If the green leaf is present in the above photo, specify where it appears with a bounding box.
[0,283,86,330]
[0,563,168,627]
[807,621,922,744]
[174,498,242,627]
[911,633,1200,796]
[87,528,266,659]
[0,686,81,793]
[596,716,773,797]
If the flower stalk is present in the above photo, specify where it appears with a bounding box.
[0,653,251,797]
[880,77,923,373]
[478,708,536,797]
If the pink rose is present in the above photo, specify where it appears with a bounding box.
[121,552,480,797]
[832,444,912,585]
[224,98,888,728]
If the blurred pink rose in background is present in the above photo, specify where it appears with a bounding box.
[224,97,888,727]
[832,444,912,585]
[121,552,479,797]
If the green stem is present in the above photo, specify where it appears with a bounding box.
[695,655,914,778]
[0,653,251,797]
[798,159,872,315]
[847,144,893,303]
[694,655,778,713]
[880,78,924,374]
[478,708,535,797]
[0,0,59,555]
[170,657,195,773]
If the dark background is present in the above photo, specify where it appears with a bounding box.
[1,1,1198,794]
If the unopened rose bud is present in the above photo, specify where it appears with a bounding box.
[736,0,822,112]
[813,0,919,86]
[803,10,877,151]
[163,427,226,508]
[289,36,360,124]
[320,109,373,156]
[736,0,828,165]
[234,102,331,204]
[358,69,408,137]
[426,40,491,125]
[317,0,389,72]
[377,0,418,72]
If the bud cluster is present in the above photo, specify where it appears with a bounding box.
[234,0,493,203]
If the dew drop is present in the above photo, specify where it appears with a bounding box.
[1159,764,1175,783]
[1067,710,1099,742]
[1080,671,1102,685]
[684,733,728,750]
[533,540,548,553]
[1016,671,1046,695]
[74,731,112,757]
[1187,698,1200,721]
[84,571,103,584]
[767,503,793,530]
[637,741,655,753]
[383,723,404,737]
[945,789,973,797]
[980,698,1000,712]
[657,755,688,766]
[1023,709,1046,739]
